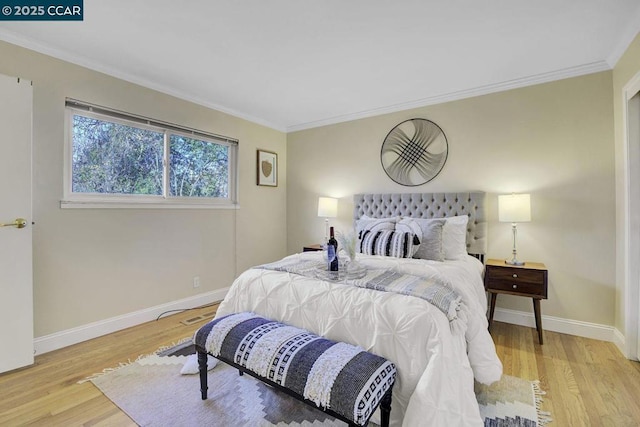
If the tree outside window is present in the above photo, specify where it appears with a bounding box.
[68,110,235,206]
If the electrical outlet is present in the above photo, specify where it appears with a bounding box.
[193,276,200,288]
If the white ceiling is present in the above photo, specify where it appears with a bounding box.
[1,0,640,132]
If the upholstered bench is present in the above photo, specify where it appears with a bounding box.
[194,312,397,427]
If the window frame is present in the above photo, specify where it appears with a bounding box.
[62,102,238,209]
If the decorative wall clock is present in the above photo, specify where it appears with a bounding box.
[380,118,448,186]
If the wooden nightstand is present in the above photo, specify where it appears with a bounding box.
[484,259,548,344]
[303,244,323,252]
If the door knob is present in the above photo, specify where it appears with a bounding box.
[0,218,27,229]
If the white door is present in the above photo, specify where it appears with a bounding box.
[636,96,640,361]
[0,74,33,373]
[636,94,640,361]
[625,71,640,361]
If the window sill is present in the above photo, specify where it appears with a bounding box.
[60,199,240,210]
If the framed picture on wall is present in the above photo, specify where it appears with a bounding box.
[257,149,277,187]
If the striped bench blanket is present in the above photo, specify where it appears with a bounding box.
[195,312,397,427]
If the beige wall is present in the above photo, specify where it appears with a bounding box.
[613,33,640,333]
[0,41,287,337]
[288,72,616,326]
[0,34,629,340]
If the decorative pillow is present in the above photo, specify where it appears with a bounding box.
[409,218,445,261]
[355,215,399,235]
[356,216,399,253]
[359,230,416,258]
[396,218,423,256]
[442,215,469,260]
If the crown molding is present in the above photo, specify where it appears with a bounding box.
[0,29,287,133]
[286,61,611,132]
[0,28,615,134]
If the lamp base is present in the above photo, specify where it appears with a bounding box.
[505,258,525,266]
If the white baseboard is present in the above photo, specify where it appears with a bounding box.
[613,328,628,357]
[493,307,616,342]
[33,287,229,355]
[33,294,630,358]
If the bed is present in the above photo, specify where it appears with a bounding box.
[216,192,502,426]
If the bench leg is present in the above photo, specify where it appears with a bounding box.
[380,389,392,427]
[198,350,208,400]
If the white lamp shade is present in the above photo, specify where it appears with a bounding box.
[317,197,338,218]
[498,194,531,223]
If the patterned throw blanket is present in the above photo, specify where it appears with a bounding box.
[256,258,467,334]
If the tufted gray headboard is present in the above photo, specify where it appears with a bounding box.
[353,192,487,257]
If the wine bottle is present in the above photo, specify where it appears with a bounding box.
[328,227,339,272]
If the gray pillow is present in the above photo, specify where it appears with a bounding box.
[412,219,446,261]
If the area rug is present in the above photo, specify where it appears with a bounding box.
[84,341,551,426]
[475,375,551,427]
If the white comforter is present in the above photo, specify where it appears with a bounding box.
[217,252,502,426]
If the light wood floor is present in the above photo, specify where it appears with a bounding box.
[491,321,640,426]
[0,305,220,426]
[1,307,639,426]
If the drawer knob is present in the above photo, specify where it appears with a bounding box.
[512,273,518,278]
[512,284,517,289]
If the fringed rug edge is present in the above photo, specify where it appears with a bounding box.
[77,336,193,384]
[531,380,552,426]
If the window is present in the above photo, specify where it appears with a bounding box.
[63,99,237,208]
[169,133,229,198]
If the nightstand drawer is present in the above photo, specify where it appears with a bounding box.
[486,279,545,296]
[484,261,548,299]
[486,267,545,285]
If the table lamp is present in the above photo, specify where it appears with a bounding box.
[498,193,531,266]
[317,197,338,243]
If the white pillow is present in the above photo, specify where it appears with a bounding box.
[355,215,399,235]
[442,215,469,260]
[180,353,218,375]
